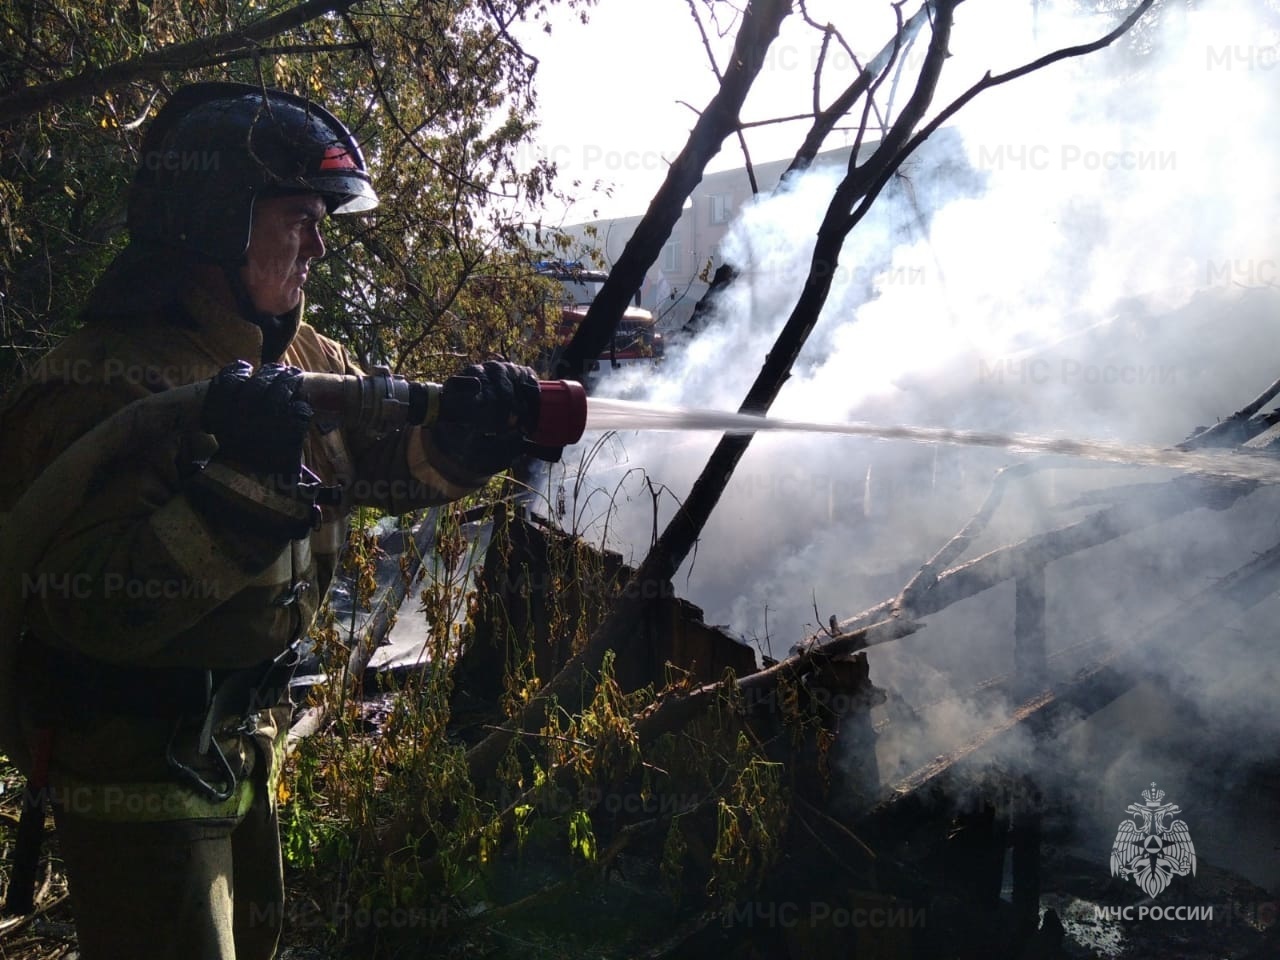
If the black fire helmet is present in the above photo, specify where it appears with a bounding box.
[128,81,379,264]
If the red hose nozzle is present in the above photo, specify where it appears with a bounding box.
[532,380,587,446]
[297,371,587,447]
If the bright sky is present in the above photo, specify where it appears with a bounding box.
[514,0,914,222]
[512,0,1109,223]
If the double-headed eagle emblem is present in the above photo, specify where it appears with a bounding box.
[1109,782,1196,898]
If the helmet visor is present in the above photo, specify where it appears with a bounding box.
[310,174,379,214]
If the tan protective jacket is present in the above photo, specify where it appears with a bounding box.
[0,285,481,816]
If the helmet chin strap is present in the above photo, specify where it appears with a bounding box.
[221,264,292,365]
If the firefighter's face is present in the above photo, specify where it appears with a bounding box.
[241,193,327,316]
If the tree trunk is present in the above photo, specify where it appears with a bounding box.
[553,0,793,383]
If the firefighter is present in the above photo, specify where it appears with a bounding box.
[0,82,537,959]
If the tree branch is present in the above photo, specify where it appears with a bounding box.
[0,0,364,124]
[553,0,792,382]
[785,0,935,177]
[847,0,1158,230]
[685,0,759,196]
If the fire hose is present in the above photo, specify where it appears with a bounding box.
[0,369,587,774]
[0,367,585,915]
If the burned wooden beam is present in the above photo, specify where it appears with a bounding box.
[818,475,1256,649]
[1177,375,1280,450]
[895,462,1034,618]
[863,532,1280,823]
[1013,566,1047,696]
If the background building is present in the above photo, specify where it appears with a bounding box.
[554,130,973,331]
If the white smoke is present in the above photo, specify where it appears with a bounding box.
[557,0,1277,595]
[541,0,1280,857]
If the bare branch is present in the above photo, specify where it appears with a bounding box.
[847,0,1159,231]
[736,111,820,130]
[785,0,934,177]
[849,0,906,162]
[685,0,759,195]
[797,0,885,133]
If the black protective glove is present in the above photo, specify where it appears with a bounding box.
[433,360,542,476]
[201,360,313,485]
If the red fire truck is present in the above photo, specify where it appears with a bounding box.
[536,260,664,367]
